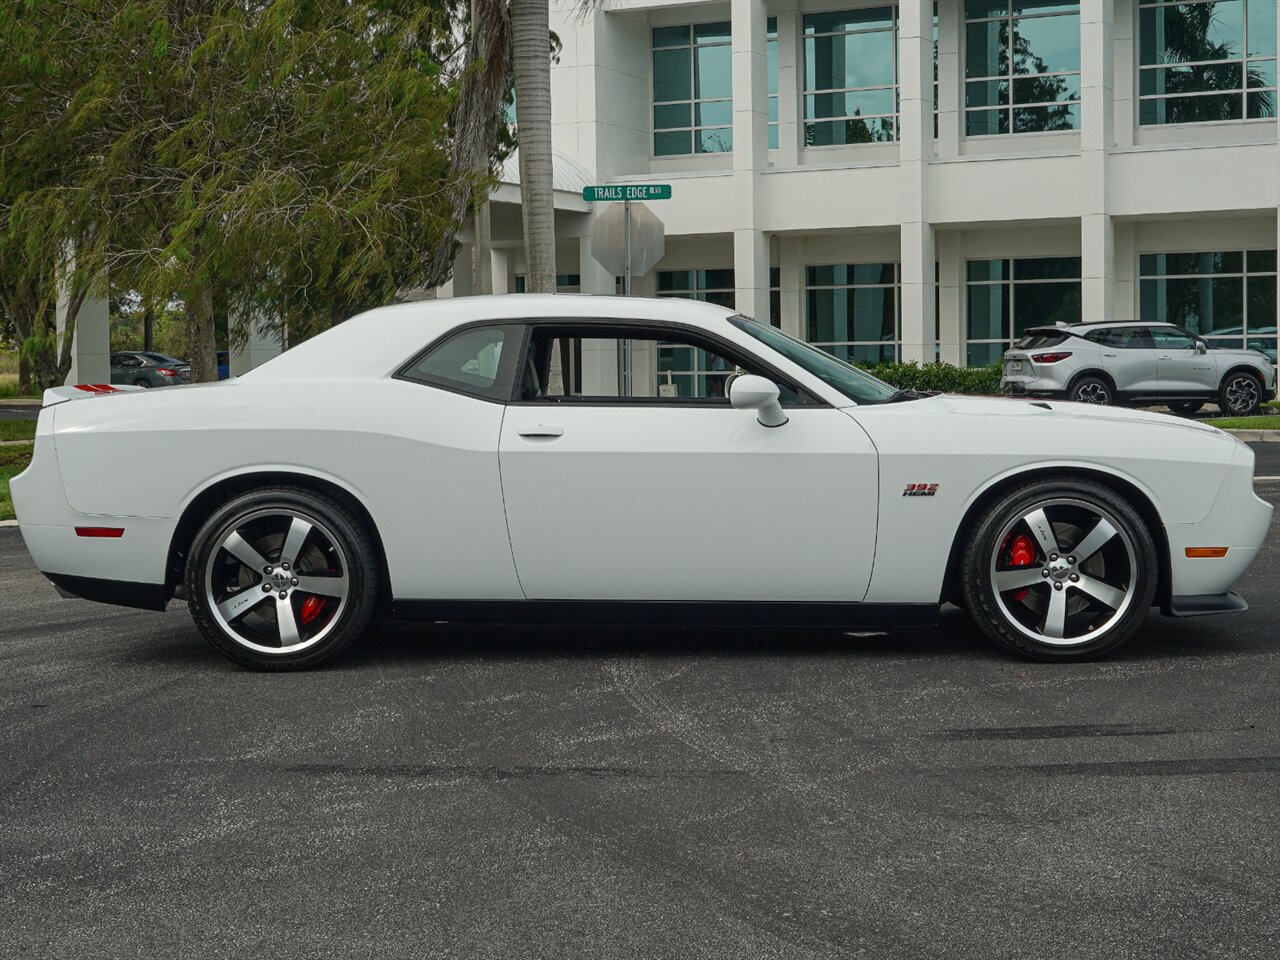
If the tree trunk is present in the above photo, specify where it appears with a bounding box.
[185,284,219,382]
[143,303,154,351]
[473,200,493,295]
[18,354,30,395]
[511,0,556,294]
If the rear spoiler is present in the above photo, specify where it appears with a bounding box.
[42,384,148,407]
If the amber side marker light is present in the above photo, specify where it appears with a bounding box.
[75,527,125,539]
[1185,547,1229,558]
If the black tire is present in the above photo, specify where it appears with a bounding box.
[185,486,379,670]
[1069,376,1112,405]
[961,477,1158,662]
[1168,401,1203,416]
[134,378,152,388]
[1218,371,1263,417]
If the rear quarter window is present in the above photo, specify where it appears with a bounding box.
[1015,332,1069,350]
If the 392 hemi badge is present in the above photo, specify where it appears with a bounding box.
[903,483,939,497]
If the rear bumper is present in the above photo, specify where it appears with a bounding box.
[45,573,168,611]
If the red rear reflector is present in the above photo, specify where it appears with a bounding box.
[74,384,119,393]
[75,527,125,538]
[1031,352,1073,363]
[1185,547,1228,558]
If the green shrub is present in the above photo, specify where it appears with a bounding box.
[857,360,1003,395]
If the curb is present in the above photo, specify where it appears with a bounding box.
[1223,430,1280,442]
[0,439,34,447]
[0,520,18,528]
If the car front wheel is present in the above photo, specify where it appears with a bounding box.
[961,478,1158,661]
[1219,371,1263,417]
[185,486,379,670]
[1069,376,1112,405]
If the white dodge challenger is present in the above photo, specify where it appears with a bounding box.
[11,296,1272,669]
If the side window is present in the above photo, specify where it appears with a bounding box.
[1149,328,1195,350]
[1091,328,1153,349]
[518,326,807,404]
[400,324,521,400]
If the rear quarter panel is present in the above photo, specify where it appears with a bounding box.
[51,380,522,600]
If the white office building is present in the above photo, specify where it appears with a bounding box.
[439,0,1280,374]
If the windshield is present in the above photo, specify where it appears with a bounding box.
[728,315,897,405]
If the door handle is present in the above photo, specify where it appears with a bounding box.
[1156,354,1172,360]
[517,424,564,438]
[1102,352,1118,357]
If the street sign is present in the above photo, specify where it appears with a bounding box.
[582,184,672,202]
[590,202,665,279]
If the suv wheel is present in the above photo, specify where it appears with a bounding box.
[1070,376,1112,405]
[1219,371,1263,417]
[962,477,1158,661]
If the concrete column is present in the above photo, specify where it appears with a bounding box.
[779,234,803,338]
[734,228,770,320]
[1080,1,1115,323]
[936,0,962,157]
[578,230,615,295]
[732,0,769,318]
[774,1,800,167]
[450,243,474,297]
[938,230,963,366]
[56,264,109,386]
[898,0,934,363]
[229,313,282,377]
[490,249,510,294]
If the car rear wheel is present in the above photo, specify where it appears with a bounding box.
[185,486,379,670]
[134,378,152,388]
[961,478,1158,661]
[1168,401,1203,416]
[1219,371,1263,417]
[1069,376,1112,405]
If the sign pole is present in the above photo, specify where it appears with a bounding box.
[623,198,632,396]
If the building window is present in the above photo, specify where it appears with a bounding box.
[964,0,1081,135]
[652,22,733,156]
[1138,0,1277,124]
[1140,251,1277,361]
[656,268,736,307]
[768,17,780,149]
[803,7,899,146]
[806,263,899,363]
[965,257,1081,366]
[514,274,581,293]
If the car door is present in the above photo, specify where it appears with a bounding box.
[1090,327,1159,394]
[1151,327,1216,394]
[498,321,879,602]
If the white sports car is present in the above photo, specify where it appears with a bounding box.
[11,296,1272,669]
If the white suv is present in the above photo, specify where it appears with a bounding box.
[1001,322,1277,416]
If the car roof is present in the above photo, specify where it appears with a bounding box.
[1061,321,1179,331]
[241,295,739,382]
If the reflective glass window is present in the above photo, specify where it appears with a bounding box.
[652,21,733,155]
[1138,0,1277,125]
[804,262,900,363]
[802,7,899,146]
[1139,250,1277,360]
[964,0,1080,136]
[965,257,1082,362]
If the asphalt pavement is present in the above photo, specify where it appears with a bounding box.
[1,482,1278,959]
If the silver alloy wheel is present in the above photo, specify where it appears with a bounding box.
[1224,375,1260,414]
[203,507,350,655]
[1074,382,1109,404]
[988,497,1138,646]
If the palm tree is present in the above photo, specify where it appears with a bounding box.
[510,0,556,294]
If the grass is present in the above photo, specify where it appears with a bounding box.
[0,374,39,399]
[1206,416,1280,430]
[0,442,34,521]
[0,420,37,442]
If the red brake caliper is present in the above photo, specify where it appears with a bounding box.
[1005,533,1037,602]
[299,595,327,625]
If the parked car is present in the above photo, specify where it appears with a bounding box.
[1001,322,1277,415]
[108,352,189,388]
[14,297,1271,670]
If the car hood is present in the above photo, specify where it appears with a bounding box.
[894,393,1225,435]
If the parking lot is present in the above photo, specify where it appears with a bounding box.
[1,465,1277,958]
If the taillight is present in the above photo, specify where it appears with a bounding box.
[157,367,178,377]
[1031,352,1073,363]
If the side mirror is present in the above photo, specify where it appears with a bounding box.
[1195,341,1208,354]
[729,374,788,428]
